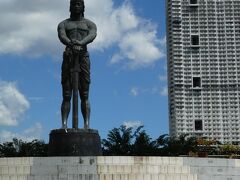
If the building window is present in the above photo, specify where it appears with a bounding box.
[190,0,198,5]
[193,77,201,88]
[173,17,182,24]
[195,120,203,131]
[191,35,200,46]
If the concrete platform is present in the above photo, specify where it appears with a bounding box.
[0,157,240,180]
[48,129,102,156]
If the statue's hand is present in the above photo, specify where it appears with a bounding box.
[72,40,82,46]
[67,41,74,48]
[73,45,83,52]
[67,40,82,49]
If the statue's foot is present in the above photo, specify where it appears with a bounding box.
[84,125,89,130]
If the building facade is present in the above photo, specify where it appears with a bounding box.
[166,0,240,143]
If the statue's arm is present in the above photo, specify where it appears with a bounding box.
[57,21,71,46]
[78,20,97,46]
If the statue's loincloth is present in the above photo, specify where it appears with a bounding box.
[61,48,90,93]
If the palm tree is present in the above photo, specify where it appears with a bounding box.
[132,129,157,155]
[162,134,198,156]
[102,125,162,156]
[102,126,200,156]
[154,134,169,155]
[102,125,134,155]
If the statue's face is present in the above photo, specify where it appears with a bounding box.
[70,0,84,14]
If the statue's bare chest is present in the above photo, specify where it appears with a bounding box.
[65,21,89,39]
[65,21,88,31]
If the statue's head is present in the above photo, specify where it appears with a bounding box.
[70,0,85,17]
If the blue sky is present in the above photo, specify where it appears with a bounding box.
[0,0,167,142]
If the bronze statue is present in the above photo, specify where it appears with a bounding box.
[57,0,97,129]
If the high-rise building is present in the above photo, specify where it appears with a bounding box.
[166,0,240,143]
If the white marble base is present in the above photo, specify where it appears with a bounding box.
[0,157,240,180]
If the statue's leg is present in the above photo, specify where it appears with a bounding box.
[61,86,72,129]
[79,53,90,129]
[79,83,90,129]
[61,50,72,129]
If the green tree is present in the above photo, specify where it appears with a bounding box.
[162,134,198,156]
[18,139,48,157]
[132,128,157,155]
[155,134,169,155]
[102,125,160,156]
[102,125,134,155]
[0,138,48,157]
[0,141,18,157]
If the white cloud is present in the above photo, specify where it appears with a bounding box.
[160,86,168,96]
[0,81,30,126]
[112,30,165,68]
[123,121,143,129]
[159,74,167,82]
[0,0,164,68]
[88,0,139,50]
[0,0,67,56]
[23,122,43,136]
[130,87,139,97]
[0,122,43,142]
[130,86,168,97]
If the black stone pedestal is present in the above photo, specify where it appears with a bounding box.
[48,129,102,156]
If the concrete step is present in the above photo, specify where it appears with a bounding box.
[1,157,239,167]
[190,166,240,176]
[0,164,193,175]
[0,158,33,166]
[98,174,197,180]
[97,165,191,174]
[0,174,197,180]
[0,157,97,166]
[0,174,98,180]
[97,157,184,166]
[198,175,240,180]
[0,166,31,175]
[0,165,97,175]
[183,157,240,167]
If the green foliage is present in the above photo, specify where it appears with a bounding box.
[220,144,240,155]
[196,137,220,155]
[0,141,18,157]
[102,125,199,156]
[102,125,136,155]
[158,134,197,156]
[0,138,48,157]
[132,128,158,156]
[1,126,240,157]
